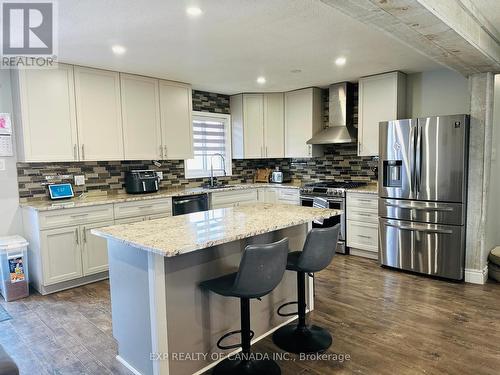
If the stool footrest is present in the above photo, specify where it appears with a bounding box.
[217,329,255,350]
[277,301,302,317]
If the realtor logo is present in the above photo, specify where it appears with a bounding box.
[1,0,57,68]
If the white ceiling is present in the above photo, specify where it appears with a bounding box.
[58,0,443,94]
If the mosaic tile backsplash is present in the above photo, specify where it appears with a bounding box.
[17,88,377,202]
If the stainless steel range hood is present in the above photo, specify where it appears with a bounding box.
[307,82,356,145]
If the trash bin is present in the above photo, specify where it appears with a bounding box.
[0,236,29,302]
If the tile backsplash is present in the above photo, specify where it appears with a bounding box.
[17,88,378,202]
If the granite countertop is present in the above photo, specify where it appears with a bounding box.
[20,182,301,211]
[91,203,341,257]
[346,183,378,195]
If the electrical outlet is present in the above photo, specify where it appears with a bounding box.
[156,171,163,180]
[74,175,85,186]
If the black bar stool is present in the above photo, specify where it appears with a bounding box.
[272,224,340,354]
[200,238,289,375]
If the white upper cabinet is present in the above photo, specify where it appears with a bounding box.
[12,64,79,162]
[120,74,162,160]
[74,67,124,161]
[284,88,323,158]
[264,93,285,158]
[230,93,284,159]
[159,80,193,160]
[243,94,264,158]
[358,71,406,156]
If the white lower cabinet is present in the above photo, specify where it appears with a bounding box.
[40,226,83,285]
[346,192,379,259]
[211,189,259,209]
[82,221,114,276]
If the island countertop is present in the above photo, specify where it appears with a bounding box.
[91,203,341,257]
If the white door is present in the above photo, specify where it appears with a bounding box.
[285,89,313,158]
[40,226,83,285]
[74,67,124,160]
[358,73,399,156]
[243,94,264,158]
[16,64,79,161]
[159,81,193,160]
[120,74,162,160]
[81,221,114,276]
[263,93,284,158]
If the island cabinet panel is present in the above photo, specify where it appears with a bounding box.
[74,66,124,161]
[358,71,406,156]
[120,74,162,160]
[40,226,83,285]
[12,64,79,162]
[346,192,379,259]
[284,88,323,158]
[82,221,114,276]
[159,80,193,160]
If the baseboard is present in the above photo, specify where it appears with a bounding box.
[349,248,379,260]
[116,355,142,375]
[465,266,488,284]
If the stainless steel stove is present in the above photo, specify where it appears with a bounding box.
[300,181,367,254]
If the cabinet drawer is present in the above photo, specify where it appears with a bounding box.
[211,190,258,206]
[114,198,172,219]
[39,205,114,230]
[277,188,299,203]
[347,207,378,223]
[347,220,378,253]
[347,193,378,210]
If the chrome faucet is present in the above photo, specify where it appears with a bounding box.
[209,153,226,187]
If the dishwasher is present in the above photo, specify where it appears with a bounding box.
[172,193,209,216]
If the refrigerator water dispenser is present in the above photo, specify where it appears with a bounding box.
[383,160,402,187]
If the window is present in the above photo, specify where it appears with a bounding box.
[184,111,232,179]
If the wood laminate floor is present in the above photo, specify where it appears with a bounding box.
[1,256,499,374]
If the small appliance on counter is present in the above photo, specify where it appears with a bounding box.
[48,183,74,200]
[270,167,292,184]
[125,170,160,194]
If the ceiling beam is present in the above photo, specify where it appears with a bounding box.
[320,0,500,75]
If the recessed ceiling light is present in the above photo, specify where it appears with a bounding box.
[256,76,266,84]
[335,57,346,66]
[186,6,202,17]
[112,45,126,55]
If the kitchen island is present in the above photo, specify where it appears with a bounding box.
[92,203,340,375]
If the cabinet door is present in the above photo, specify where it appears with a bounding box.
[285,88,322,158]
[346,220,379,253]
[114,216,147,225]
[358,72,405,157]
[81,221,114,276]
[264,93,284,158]
[40,226,82,285]
[159,81,193,160]
[120,74,162,160]
[16,64,78,161]
[243,94,264,158]
[74,67,124,160]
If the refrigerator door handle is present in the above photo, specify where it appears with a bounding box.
[384,202,454,212]
[415,123,423,194]
[385,222,453,235]
[409,124,416,196]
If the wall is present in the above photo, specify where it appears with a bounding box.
[406,68,470,117]
[0,70,22,236]
[485,74,500,254]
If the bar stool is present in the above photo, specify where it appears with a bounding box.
[272,224,340,354]
[200,238,289,375]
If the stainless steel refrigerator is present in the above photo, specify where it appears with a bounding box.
[378,114,469,280]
